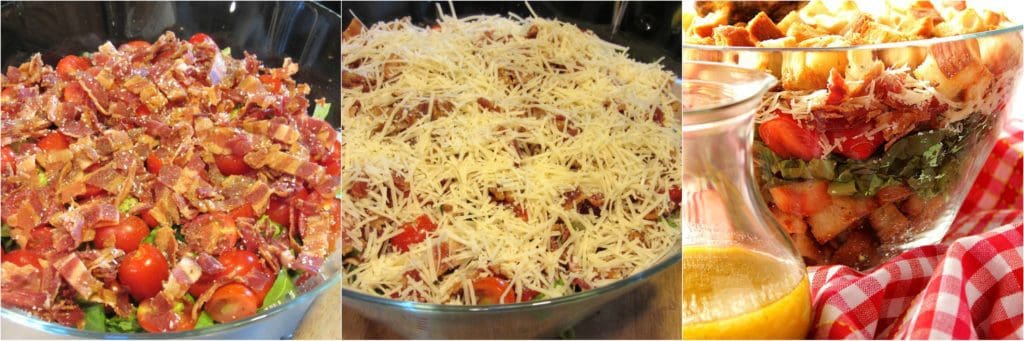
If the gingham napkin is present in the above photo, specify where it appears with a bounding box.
[808,117,1024,340]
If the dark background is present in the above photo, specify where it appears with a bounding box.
[341,1,681,74]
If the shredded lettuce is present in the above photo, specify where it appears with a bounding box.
[261,269,296,308]
[82,304,106,332]
[105,308,142,333]
[221,47,231,57]
[37,170,48,187]
[195,311,215,329]
[118,196,139,214]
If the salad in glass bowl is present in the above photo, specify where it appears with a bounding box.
[683,0,1022,268]
[0,32,340,333]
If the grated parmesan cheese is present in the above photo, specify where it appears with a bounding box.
[342,15,681,305]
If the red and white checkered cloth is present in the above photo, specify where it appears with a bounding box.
[809,117,1024,340]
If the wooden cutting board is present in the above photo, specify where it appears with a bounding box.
[338,262,681,339]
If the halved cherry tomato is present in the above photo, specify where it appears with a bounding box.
[146,154,163,174]
[189,33,214,45]
[93,216,150,252]
[259,74,282,93]
[118,244,169,302]
[140,209,160,228]
[768,180,833,216]
[758,113,823,161]
[79,184,105,199]
[119,40,150,51]
[266,198,290,227]
[229,205,255,221]
[1,146,16,170]
[56,55,90,80]
[825,124,884,161]
[214,154,252,176]
[137,297,196,332]
[390,214,437,252]
[204,283,260,323]
[3,249,42,269]
[188,250,272,301]
[63,82,89,105]
[37,131,70,151]
[668,185,682,204]
[472,276,515,304]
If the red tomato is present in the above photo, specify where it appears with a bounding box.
[229,205,255,221]
[189,33,214,46]
[146,154,163,174]
[140,209,160,228]
[37,131,70,151]
[79,184,105,199]
[825,124,884,161]
[259,74,282,93]
[56,55,90,79]
[2,146,16,170]
[3,250,42,269]
[472,277,515,304]
[119,40,150,51]
[188,250,271,300]
[137,297,196,332]
[118,244,169,302]
[758,113,823,161]
[266,198,291,227]
[93,216,150,252]
[63,82,89,105]
[668,185,682,204]
[204,283,260,323]
[521,288,540,302]
[390,214,437,252]
[214,154,252,176]
[768,180,833,216]
[135,104,152,116]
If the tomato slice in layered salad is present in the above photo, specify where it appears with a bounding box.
[684,0,1022,268]
[0,33,339,332]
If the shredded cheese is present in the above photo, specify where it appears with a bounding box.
[342,15,681,305]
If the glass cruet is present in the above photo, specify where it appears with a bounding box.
[681,61,812,339]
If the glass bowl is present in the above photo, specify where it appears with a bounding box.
[341,2,683,338]
[683,22,1024,269]
[0,1,341,338]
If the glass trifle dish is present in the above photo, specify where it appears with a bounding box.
[683,0,1023,269]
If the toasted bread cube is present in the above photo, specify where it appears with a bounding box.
[914,39,993,102]
[781,36,850,90]
[747,12,786,41]
[786,21,829,42]
[879,46,929,69]
[690,10,728,38]
[791,230,830,265]
[831,229,876,268]
[808,195,879,244]
[845,50,884,95]
[978,34,1023,75]
[737,37,795,77]
[776,11,801,33]
[771,207,808,234]
[713,25,756,47]
[869,203,912,244]
[899,193,944,219]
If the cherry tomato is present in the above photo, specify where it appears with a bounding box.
[229,205,255,221]
[259,74,282,93]
[2,146,16,170]
[188,33,214,46]
[79,184,105,199]
[93,216,150,252]
[204,283,260,323]
[390,214,437,252]
[668,185,682,204]
[146,154,163,174]
[758,113,823,161]
[210,212,240,251]
[472,277,515,304]
[118,244,169,302]
[825,124,885,161]
[188,250,272,300]
[56,55,90,80]
[37,131,70,151]
[214,154,252,176]
[140,209,160,228]
[63,82,90,105]
[266,198,291,227]
[137,297,196,332]
[119,40,150,51]
[3,249,42,269]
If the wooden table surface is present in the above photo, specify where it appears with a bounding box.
[339,262,681,339]
[294,281,343,339]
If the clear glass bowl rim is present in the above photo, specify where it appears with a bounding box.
[0,1,343,338]
[682,24,1024,52]
[341,246,681,313]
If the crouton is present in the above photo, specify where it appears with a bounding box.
[747,12,786,41]
[781,36,850,90]
[831,229,877,268]
[869,203,912,243]
[914,39,993,101]
[879,46,929,69]
[713,25,757,46]
[690,10,728,38]
[737,37,796,78]
[792,230,830,265]
[978,34,1023,75]
[808,195,878,244]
